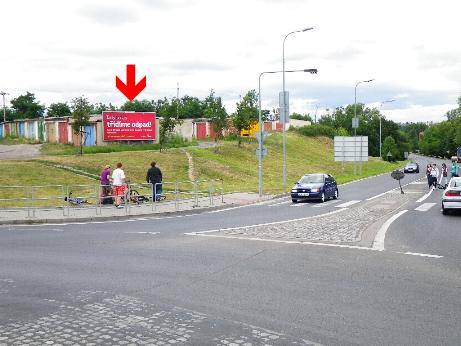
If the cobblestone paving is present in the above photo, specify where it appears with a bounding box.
[0,290,318,345]
[214,193,412,243]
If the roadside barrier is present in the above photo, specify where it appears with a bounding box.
[0,179,224,218]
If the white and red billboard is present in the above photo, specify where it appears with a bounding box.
[103,111,156,141]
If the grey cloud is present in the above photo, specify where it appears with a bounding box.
[79,5,138,26]
[134,0,195,9]
[324,47,363,61]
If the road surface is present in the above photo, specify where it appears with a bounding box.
[0,155,459,345]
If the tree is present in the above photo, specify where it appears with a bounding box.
[446,95,461,120]
[92,102,116,114]
[120,99,155,112]
[10,92,45,119]
[291,112,313,122]
[232,90,258,146]
[157,98,180,151]
[203,90,228,145]
[382,136,399,161]
[70,96,92,155]
[47,102,71,117]
[177,96,204,118]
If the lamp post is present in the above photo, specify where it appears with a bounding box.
[282,27,313,193]
[379,99,396,158]
[259,68,318,197]
[0,91,8,123]
[353,79,374,175]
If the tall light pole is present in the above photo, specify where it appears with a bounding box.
[282,27,313,193]
[353,79,374,175]
[0,91,8,123]
[379,99,396,158]
[259,69,318,197]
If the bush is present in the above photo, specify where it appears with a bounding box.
[295,124,336,138]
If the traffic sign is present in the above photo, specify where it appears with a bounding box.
[256,147,268,158]
[391,170,405,180]
[352,117,359,129]
[279,91,289,124]
[256,131,268,143]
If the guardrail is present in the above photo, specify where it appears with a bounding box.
[0,179,224,218]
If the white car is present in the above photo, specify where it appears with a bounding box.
[442,177,461,215]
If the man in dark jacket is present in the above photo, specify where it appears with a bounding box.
[146,161,163,201]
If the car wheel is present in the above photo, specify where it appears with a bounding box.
[442,203,449,215]
[333,189,338,200]
[320,192,325,203]
[292,199,298,203]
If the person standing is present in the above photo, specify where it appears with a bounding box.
[100,165,112,204]
[441,163,448,187]
[112,162,126,208]
[430,164,438,188]
[146,161,163,201]
[426,164,432,189]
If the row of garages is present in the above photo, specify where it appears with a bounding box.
[0,116,309,146]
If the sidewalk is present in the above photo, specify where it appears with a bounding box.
[0,192,274,225]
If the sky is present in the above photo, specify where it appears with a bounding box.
[1,0,460,123]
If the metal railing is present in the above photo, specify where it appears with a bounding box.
[0,179,224,218]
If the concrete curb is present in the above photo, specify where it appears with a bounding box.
[0,196,275,226]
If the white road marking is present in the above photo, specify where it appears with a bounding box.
[125,231,159,235]
[366,177,425,201]
[414,203,436,212]
[335,200,360,208]
[410,181,427,185]
[185,233,443,259]
[416,188,435,203]
[372,210,408,251]
[401,252,443,259]
[312,199,342,208]
[268,200,292,207]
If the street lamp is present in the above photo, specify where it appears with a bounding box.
[258,68,318,197]
[282,26,314,193]
[0,91,8,123]
[353,79,374,175]
[379,99,396,158]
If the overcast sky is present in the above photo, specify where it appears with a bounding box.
[1,0,460,123]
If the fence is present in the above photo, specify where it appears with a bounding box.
[0,179,224,218]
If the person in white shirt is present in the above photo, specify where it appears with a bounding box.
[430,164,438,188]
[111,162,126,207]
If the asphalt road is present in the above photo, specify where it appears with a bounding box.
[0,155,460,345]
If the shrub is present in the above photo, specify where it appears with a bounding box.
[295,124,336,138]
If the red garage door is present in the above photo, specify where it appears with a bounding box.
[58,122,68,144]
[196,123,207,139]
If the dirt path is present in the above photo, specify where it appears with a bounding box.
[0,144,42,160]
[181,149,196,181]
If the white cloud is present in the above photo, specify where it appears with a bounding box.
[0,0,460,122]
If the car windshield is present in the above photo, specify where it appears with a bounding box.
[407,163,417,167]
[299,174,324,184]
[450,180,461,188]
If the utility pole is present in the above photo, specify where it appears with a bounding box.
[0,91,8,123]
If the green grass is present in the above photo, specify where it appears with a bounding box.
[0,136,40,145]
[189,132,406,193]
[0,161,96,207]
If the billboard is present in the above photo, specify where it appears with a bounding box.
[103,111,156,141]
[334,136,368,162]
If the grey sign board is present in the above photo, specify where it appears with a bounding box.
[256,147,268,158]
[352,117,359,129]
[279,91,289,124]
[334,136,368,162]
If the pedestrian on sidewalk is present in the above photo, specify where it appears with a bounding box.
[426,164,432,188]
[100,165,112,204]
[146,161,163,201]
[430,164,438,188]
[112,162,126,208]
[451,160,459,178]
[441,163,448,187]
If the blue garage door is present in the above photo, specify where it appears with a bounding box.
[27,122,35,139]
[18,122,26,137]
[84,125,96,146]
[0,125,3,138]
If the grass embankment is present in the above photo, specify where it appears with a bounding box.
[190,132,405,193]
[0,136,39,145]
[0,161,95,207]
[42,132,406,193]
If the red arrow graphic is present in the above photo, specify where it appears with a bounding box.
[115,64,147,101]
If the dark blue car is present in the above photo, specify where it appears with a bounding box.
[291,173,339,203]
